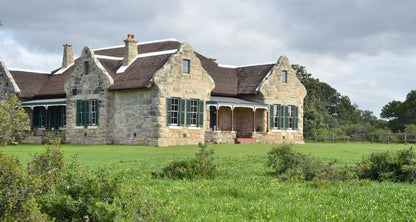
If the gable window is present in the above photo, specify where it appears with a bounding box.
[0,74,2,84]
[282,70,287,83]
[183,59,190,74]
[76,99,99,127]
[84,61,89,75]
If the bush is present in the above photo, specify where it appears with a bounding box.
[153,143,217,179]
[266,144,350,181]
[357,148,416,183]
[0,153,46,221]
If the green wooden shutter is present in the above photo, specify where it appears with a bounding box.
[180,98,185,126]
[198,100,204,127]
[279,105,284,129]
[294,106,299,130]
[269,105,274,129]
[186,99,191,126]
[166,98,172,126]
[284,106,289,129]
[95,99,99,126]
[76,100,81,126]
[84,100,90,126]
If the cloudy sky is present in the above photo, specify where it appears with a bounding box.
[1,0,415,117]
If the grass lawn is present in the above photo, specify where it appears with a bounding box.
[2,142,416,221]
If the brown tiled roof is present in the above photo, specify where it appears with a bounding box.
[196,53,274,96]
[9,38,276,99]
[9,70,50,100]
[237,64,274,94]
[109,54,172,90]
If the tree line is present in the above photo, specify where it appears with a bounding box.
[293,64,416,137]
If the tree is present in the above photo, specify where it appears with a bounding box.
[381,90,416,132]
[292,64,382,136]
[0,94,31,145]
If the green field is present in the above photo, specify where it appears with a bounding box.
[2,143,416,221]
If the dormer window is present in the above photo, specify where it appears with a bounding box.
[282,70,287,83]
[183,59,190,74]
[84,61,89,75]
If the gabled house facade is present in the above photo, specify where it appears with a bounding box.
[0,34,307,146]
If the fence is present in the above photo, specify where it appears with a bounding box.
[304,133,416,144]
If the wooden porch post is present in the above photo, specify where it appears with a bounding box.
[216,106,219,131]
[44,106,48,129]
[231,107,234,131]
[266,109,269,132]
[253,108,256,132]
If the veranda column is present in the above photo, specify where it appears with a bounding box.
[216,106,219,131]
[253,108,256,132]
[44,106,48,129]
[231,106,234,131]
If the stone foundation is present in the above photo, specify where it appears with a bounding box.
[205,131,236,144]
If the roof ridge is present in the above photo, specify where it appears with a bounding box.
[219,62,275,69]
[93,38,180,51]
[9,68,50,74]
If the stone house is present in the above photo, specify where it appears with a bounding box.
[0,34,307,146]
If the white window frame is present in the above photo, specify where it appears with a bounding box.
[171,98,180,126]
[272,105,279,130]
[190,99,198,126]
[61,107,66,127]
[288,105,294,130]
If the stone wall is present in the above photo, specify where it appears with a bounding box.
[112,88,160,146]
[205,131,236,144]
[257,56,307,144]
[153,43,215,146]
[64,47,115,144]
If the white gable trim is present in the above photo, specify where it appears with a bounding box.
[1,62,21,94]
[117,49,177,74]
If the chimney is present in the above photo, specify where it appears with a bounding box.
[62,44,74,69]
[123,34,138,66]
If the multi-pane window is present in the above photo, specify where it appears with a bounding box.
[183,59,190,74]
[190,99,198,126]
[282,70,287,83]
[76,99,99,126]
[171,98,180,125]
[167,97,204,127]
[287,106,294,129]
[271,105,280,129]
[84,61,89,75]
[270,104,298,130]
[90,100,97,126]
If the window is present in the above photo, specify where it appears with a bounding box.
[287,106,294,129]
[84,61,89,75]
[167,97,203,127]
[90,100,97,126]
[171,98,180,125]
[183,59,190,74]
[76,99,99,127]
[0,74,2,84]
[270,104,298,130]
[282,70,287,83]
[271,105,280,130]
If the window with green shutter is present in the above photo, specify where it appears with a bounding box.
[294,106,299,130]
[270,104,281,130]
[76,99,99,127]
[180,98,185,126]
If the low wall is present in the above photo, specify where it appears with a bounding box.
[205,131,236,144]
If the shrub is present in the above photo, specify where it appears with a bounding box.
[266,144,350,181]
[357,148,416,183]
[0,153,46,221]
[153,143,217,179]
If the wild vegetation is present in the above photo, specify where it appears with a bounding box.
[2,143,416,221]
[0,94,31,146]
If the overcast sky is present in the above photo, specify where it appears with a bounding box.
[1,0,415,117]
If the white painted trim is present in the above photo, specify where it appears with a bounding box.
[95,55,123,60]
[93,38,179,51]
[219,61,275,69]
[1,62,21,94]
